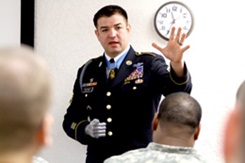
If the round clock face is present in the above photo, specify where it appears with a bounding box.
[154,1,194,40]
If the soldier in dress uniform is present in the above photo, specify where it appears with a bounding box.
[62,5,192,163]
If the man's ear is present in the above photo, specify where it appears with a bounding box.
[152,113,159,131]
[126,24,131,32]
[38,113,54,147]
[223,108,241,162]
[95,29,99,38]
[194,124,201,140]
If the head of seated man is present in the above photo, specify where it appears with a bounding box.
[104,92,207,163]
[0,46,53,163]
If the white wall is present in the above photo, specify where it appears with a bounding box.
[0,0,20,47]
[35,0,245,162]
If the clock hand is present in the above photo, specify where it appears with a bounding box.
[174,15,183,22]
[171,12,176,24]
[166,22,174,36]
[171,12,174,20]
[166,13,176,36]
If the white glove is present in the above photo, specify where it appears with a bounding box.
[85,118,106,139]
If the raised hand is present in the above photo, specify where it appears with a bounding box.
[152,26,190,63]
[152,27,190,77]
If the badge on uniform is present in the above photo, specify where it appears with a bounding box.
[82,82,97,87]
[126,60,132,66]
[82,87,94,93]
[82,81,97,93]
[135,78,144,84]
[124,62,144,84]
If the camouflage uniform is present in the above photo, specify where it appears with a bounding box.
[104,142,207,163]
[32,156,49,163]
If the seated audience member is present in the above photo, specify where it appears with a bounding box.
[0,46,53,163]
[104,92,207,163]
[223,80,245,163]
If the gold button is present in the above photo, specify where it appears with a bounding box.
[107,118,112,123]
[85,94,88,97]
[106,91,111,96]
[106,105,112,110]
[108,131,113,136]
[133,86,137,90]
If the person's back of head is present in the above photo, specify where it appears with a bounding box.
[224,80,245,163]
[0,46,53,163]
[152,92,202,147]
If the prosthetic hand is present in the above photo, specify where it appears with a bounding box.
[85,118,106,139]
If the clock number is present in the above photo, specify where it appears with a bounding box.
[165,7,171,13]
[183,13,188,18]
[180,7,183,13]
[165,29,170,36]
[160,13,167,18]
[183,26,188,31]
[157,20,164,25]
[172,5,177,12]
[161,26,166,31]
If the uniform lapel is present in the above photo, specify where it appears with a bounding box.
[97,57,108,85]
[110,47,136,87]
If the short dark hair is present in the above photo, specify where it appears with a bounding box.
[158,92,202,129]
[93,5,128,28]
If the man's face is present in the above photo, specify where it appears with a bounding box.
[95,14,131,57]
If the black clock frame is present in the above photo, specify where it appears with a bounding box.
[154,1,194,41]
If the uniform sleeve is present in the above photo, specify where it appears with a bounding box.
[169,62,192,92]
[151,55,192,96]
[62,68,91,145]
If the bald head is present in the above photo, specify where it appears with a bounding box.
[158,92,202,130]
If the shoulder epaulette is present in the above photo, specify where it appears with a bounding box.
[135,52,156,57]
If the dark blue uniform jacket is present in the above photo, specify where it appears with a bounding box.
[63,46,192,163]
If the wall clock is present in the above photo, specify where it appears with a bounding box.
[154,1,194,41]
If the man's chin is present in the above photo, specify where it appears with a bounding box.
[108,49,122,55]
